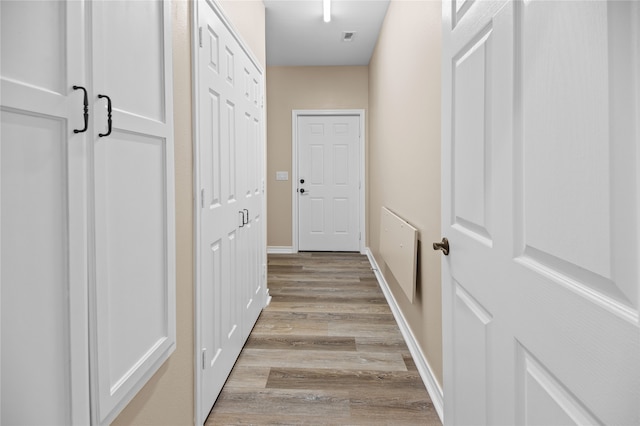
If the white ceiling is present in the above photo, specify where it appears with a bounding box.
[264,0,391,66]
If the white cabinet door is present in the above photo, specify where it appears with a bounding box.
[89,1,175,424]
[0,1,90,424]
[441,1,640,424]
[298,115,360,252]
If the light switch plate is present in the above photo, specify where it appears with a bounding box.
[276,171,289,181]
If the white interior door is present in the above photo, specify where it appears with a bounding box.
[0,1,90,424]
[441,1,640,425]
[196,1,266,420]
[237,43,265,340]
[298,115,360,252]
[89,1,176,423]
[197,3,243,418]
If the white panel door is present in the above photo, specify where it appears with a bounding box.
[89,1,176,423]
[237,39,265,340]
[298,115,360,252]
[196,1,266,419]
[0,1,90,424]
[441,1,640,425]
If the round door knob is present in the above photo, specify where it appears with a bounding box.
[300,188,305,194]
[300,179,305,184]
[433,237,449,255]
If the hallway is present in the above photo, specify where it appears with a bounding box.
[205,253,441,425]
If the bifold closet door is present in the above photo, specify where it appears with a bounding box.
[0,1,91,424]
[196,1,266,420]
[89,1,175,423]
[237,54,265,340]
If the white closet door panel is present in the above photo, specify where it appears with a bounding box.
[1,112,73,426]
[93,1,165,122]
[94,131,169,382]
[89,1,175,423]
[1,1,67,95]
[1,1,89,425]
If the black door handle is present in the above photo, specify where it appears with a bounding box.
[97,94,112,137]
[72,85,88,134]
[300,188,305,194]
[243,209,249,225]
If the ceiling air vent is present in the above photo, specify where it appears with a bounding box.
[342,31,356,42]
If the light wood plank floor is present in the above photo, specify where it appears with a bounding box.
[205,252,441,425]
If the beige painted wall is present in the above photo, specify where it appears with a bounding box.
[266,66,369,247]
[368,0,443,385]
[113,1,265,424]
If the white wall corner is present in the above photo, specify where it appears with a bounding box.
[364,247,444,423]
[267,246,296,254]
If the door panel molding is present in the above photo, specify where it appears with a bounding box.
[292,109,366,253]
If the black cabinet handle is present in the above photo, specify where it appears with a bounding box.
[97,94,112,137]
[243,209,249,225]
[239,211,245,227]
[72,85,88,134]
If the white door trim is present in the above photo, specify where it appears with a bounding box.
[192,1,267,424]
[292,109,366,254]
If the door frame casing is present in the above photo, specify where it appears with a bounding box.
[292,109,366,253]
[191,1,268,424]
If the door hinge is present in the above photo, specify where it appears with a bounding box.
[198,27,203,48]
[201,188,205,208]
[202,348,207,370]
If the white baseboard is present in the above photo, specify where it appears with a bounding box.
[365,248,444,423]
[267,246,295,254]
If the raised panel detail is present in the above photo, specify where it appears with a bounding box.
[226,101,236,202]
[210,240,222,367]
[244,68,251,99]
[1,111,72,424]
[311,145,324,184]
[310,124,324,135]
[226,232,238,340]
[453,281,492,426]
[94,130,169,390]
[452,0,475,29]
[253,78,259,106]
[253,118,260,194]
[334,123,348,134]
[333,198,349,234]
[516,343,600,426]
[100,1,165,121]
[452,24,493,247]
[514,0,636,315]
[225,47,235,86]
[209,90,222,207]
[1,1,66,94]
[333,144,348,185]
[208,27,219,73]
[311,198,324,233]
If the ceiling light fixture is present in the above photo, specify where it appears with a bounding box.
[323,0,331,23]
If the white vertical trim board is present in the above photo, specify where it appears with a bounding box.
[292,109,366,254]
[365,248,444,423]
